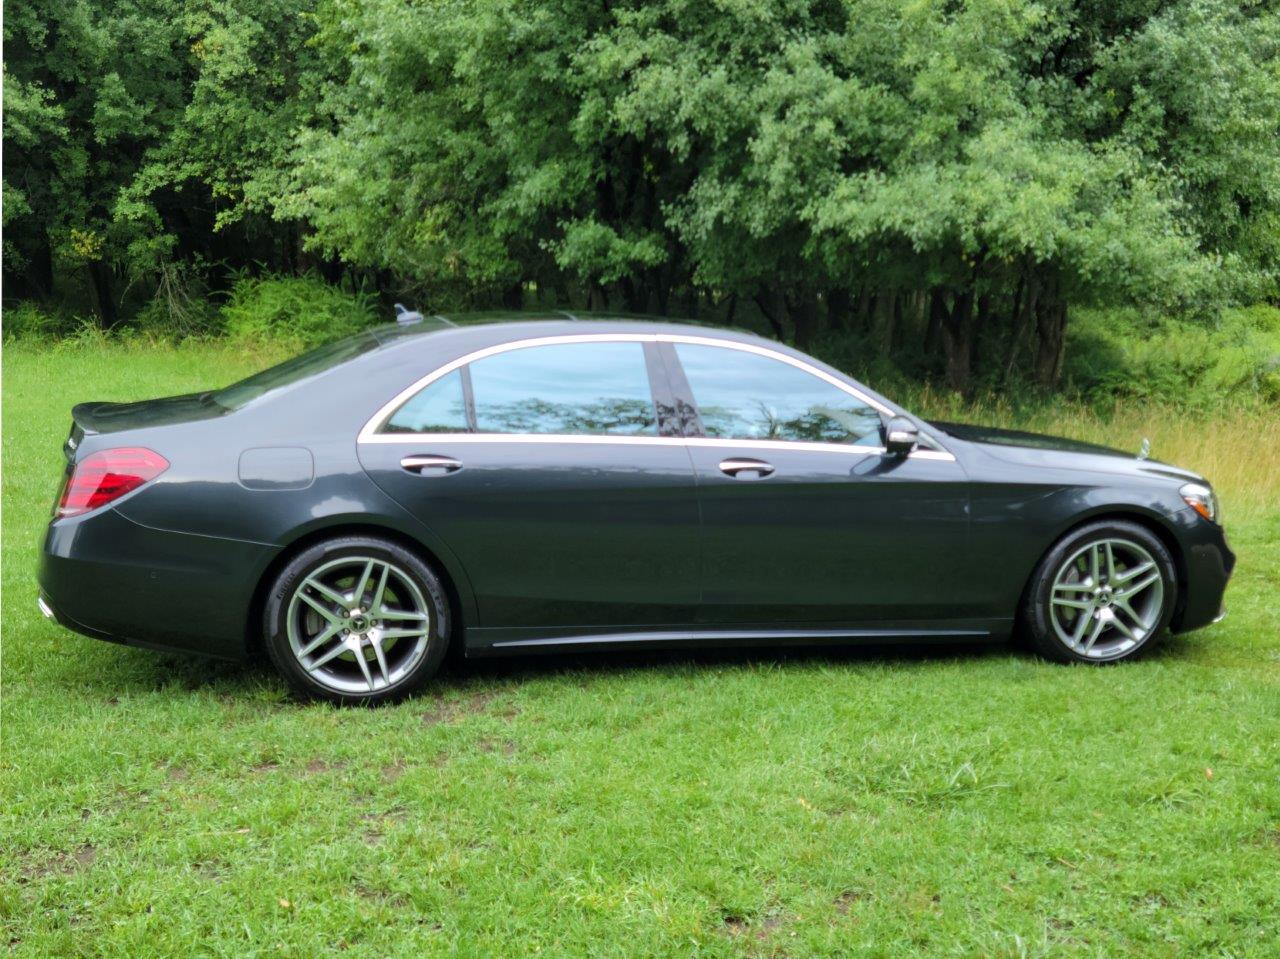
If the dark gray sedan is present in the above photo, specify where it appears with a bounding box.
[38,314,1233,702]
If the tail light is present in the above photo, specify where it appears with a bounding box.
[56,447,169,518]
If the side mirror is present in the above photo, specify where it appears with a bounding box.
[883,415,919,456]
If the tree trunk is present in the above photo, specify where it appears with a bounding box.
[790,295,819,351]
[857,288,874,332]
[924,288,946,358]
[684,286,700,318]
[654,271,671,315]
[937,288,976,393]
[884,292,902,354]
[501,282,524,309]
[754,292,787,340]
[15,237,55,299]
[1002,272,1039,385]
[87,260,119,329]
[724,293,738,327]
[826,288,852,331]
[1034,289,1067,388]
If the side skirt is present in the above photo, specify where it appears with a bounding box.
[464,621,1009,657]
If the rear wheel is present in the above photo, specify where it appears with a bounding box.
[263,536,450,703]
[1022,520,1176,663]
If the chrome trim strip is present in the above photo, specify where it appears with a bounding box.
[37,596,55,620]
[656,334,893,415]
[356,330,956,461]
[358,333,658,441]
[491,627,991,648]
[361,432,956,461]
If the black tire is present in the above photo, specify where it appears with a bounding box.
[1021,519,1177,664]
[263,535,451,704]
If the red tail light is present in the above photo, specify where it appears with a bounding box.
[57,447,169,518]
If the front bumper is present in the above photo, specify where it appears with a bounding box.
[38,506,275,660]
[1170,513,1235,634]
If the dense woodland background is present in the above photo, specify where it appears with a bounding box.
[4,0,1279,400]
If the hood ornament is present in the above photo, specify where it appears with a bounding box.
[1137,437,1151,461]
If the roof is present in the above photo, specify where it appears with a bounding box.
[368,310,776,349]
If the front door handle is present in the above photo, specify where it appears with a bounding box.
[400,454,463,475]
[718,457,775,478]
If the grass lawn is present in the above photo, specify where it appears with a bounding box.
[2,339,1278,957]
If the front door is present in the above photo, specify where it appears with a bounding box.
[664,340,973,627]
[358,338,700,635]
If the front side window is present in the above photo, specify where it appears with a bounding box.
[674,343,882,445]
[471,342,656,436]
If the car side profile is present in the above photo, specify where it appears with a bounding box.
[38,314,1234,703]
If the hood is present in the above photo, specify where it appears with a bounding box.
[72,392,228,435]
[930,420,1204,484]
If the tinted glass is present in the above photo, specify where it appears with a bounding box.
[214,332,381,410]
[471,342,656,436]
[384,370,468,433]
[675,344,882,444]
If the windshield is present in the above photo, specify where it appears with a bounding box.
[213,332,382,410]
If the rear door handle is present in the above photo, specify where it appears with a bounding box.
[718,457,775,478]
[400,454,463,475]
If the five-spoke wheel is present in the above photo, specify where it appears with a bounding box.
[1023,520,1176,663]
[264,536,450,703]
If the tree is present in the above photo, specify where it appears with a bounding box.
[4,0,1276,390]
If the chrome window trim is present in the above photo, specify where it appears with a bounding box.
[357,331,955,461]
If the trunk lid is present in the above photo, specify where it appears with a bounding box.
[70,391,225,438]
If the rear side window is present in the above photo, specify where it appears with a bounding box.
[674,343,882,445]
[470,342,656,435]
[384,370,468,433]
[380,341,658,436]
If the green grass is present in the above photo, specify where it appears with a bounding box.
[3,340,1278,957]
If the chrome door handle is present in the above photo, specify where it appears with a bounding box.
[400,454,463,474]
[718,457,775,478]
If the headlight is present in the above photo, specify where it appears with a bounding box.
[1180,482,1220,524]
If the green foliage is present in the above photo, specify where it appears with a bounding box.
[1065,306,1280,408]
[2,302,72,340]
[3,0,1279,392]
[220,274,378,348]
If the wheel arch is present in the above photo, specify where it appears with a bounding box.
[1018,506,1189,633]
[243,522,472,660]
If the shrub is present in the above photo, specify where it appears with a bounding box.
[221,275,379,349]
[132,263,222,340]
[1064,306,1280,409]
[2,302,82,340]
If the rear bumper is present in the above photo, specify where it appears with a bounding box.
[38,507,275,660]
[1171,514,1235,634]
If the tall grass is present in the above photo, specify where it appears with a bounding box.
[910,387,1280,522]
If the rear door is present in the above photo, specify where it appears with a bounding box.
[357,337,701,637]
[664,339,974,628]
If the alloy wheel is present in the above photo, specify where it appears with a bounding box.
[1049,538,1165,661]
[286,556,432,694]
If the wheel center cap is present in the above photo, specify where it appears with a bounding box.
[349,614,370,632]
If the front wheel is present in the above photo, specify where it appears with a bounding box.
[1022,520,1176,664]
[263,536,451,704]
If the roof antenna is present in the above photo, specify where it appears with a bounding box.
[393,303,423,325]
